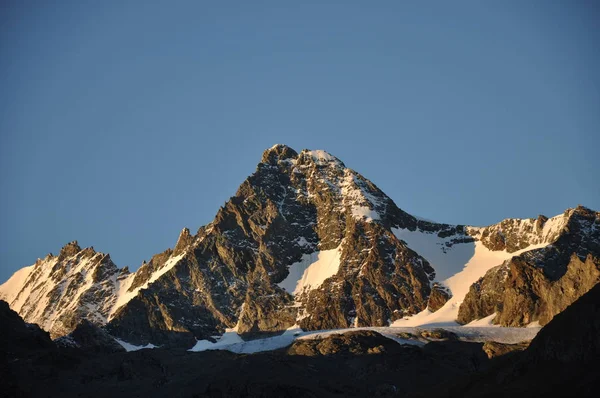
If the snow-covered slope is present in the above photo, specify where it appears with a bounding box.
[390,211,577,327]
[390,240,546,327]
[0,243,121,337]
[0,265,35,309]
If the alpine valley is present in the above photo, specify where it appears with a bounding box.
[1,145,599,397]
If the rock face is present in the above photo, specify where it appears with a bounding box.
[1,145,599,348]
[458,206,600,326]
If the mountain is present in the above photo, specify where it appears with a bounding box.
[1,145,599,348]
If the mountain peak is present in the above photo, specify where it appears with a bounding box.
[174,227,193,255]
[58,240,82,261]
[260,145,346,169]
[260,144,298,164]
[572,204,596,216]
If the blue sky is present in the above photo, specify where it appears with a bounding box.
[1,1,599,281]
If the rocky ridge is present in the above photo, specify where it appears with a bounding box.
[0,242,129,338]
[458,206,600,326]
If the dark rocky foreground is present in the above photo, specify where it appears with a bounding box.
[2,285,600,398]
[427,283,600,398]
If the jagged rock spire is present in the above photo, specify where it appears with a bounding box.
[173,228,193,256]
[58,240,82,261]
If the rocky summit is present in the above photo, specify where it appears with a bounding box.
[1,145,599,349]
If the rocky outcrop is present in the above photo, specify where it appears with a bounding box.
[427,283,452,312]
[419,329,458,340]
[481,341,529,359]
[457,262,509,324]
[287,330,401,356]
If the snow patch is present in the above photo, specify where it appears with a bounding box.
[295,237,310,247]
[114,338,157,352]
[190,328,299,354]
[351,206,380,221]
[306,150,339,165]
[340,172,382,222]
[189,325,541,354]
[278,247,342,296]
[465,313,500,327]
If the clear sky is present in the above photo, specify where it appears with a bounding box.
[1,1,599,282]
